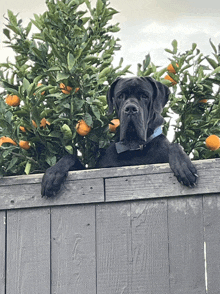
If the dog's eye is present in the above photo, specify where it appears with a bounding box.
[118,93,126,99]
[140,94,147,99]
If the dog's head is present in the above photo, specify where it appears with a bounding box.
[107,76,170,147]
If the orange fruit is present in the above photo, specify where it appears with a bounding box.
[75,87,80,93]
[164,75,177,85]
[199,99,207,103]
[5,94,20,106]
[40,118,50,128]
[19,126,26,133]
[19,140,31,150]
[76,119,91,136]
[109,119,120,133]
[205,135,220,151]
[32,120,37,128]
[0,136,17,147]
[60,83,73,94]
[167,63,179,74]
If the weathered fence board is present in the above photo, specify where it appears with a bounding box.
[168,196,206,294]
[6,208,51,293]
[51,205,96,294]
[0,211,5,293]
[203,195,220,294]
[0,158,220,293]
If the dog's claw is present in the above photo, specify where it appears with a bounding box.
[194,173,199,178]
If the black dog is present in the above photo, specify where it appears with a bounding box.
[41,76,198,197]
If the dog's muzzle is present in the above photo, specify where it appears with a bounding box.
[119,99,146,143]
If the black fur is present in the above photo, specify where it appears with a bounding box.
[41,77,197,197]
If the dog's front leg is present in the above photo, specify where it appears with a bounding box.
[168,143,198,187]
[41,154,84,197]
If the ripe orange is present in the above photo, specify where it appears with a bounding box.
[164,75,177,85]
[205,135,220,151]
[19,126,26,133]
[76,119,91,136]
[75,87,80,93]
[19,140,31,150]
[5,95,20,107]
[199,99,207,103]
[32,120,37,128]
[60,83,73,94]
[167,63,179,74]
[40,118,50,128]
[109,119,120,133]
[0,136,17,147]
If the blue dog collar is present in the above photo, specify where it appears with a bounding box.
[115,126,163,154]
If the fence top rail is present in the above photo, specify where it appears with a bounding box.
[0,158,219,210]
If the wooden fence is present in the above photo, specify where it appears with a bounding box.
[0,158,220,293]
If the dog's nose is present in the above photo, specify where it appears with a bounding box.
[124,104,139,114]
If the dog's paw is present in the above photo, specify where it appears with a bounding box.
[41,165,68,197]
[169,143,198,187]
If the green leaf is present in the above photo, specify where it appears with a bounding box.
[165,48,174,54]
[206,57,218,69]
[46,155,57,167]
[99,67,111,79]
[65,145,73,154]
[209,39,217,54]
[56,72,70,82]
[61,124,72,141]
[171,40,178,54]
[25,161,32,175]
[96,0,104,15]
[8,10,17,26]
[3,29,11,40]
[67,52,75,71]
[6,157,19,172]
[23,78,30,92]
[83,113,93,127]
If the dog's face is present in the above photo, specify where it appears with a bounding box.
[107,76,170,147]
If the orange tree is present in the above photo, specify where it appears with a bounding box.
[0,0,131,176]
[137,39,220,160]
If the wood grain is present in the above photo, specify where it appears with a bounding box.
[51,205,96,294]
[0,211,5,293]
[168,196,206,294]
[96,202,131,293]
[130,199,169,293]
[203,194,220,294]
[0,178,104,210]
[6,208,50,294]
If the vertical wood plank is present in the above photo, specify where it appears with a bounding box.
[203,194,220,293]
[0,211,6,294]
[130,199,169,294]
[96,202,131,294]
[6,208,50,294]
[168,196,206,294]
[51,205,96,294]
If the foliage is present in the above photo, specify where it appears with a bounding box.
[0,0,131,176]
[137,39,220,160]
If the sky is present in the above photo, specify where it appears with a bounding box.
[1,0,220,74]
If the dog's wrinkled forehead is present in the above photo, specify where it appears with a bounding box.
[113,77,154,98]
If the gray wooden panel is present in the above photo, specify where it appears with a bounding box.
[105,167,220,202]
[168,196,206,294]
[51,205,96,294]
[96,203,131,293]
[0,211,5,293]
[203,194,220,293]
[130,199,169,293]
[6,208,50,294]
[0,178,104,210]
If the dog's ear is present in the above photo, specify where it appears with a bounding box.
[107,77,121,115]
[143,77,170,131]
[144,76,170,112]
